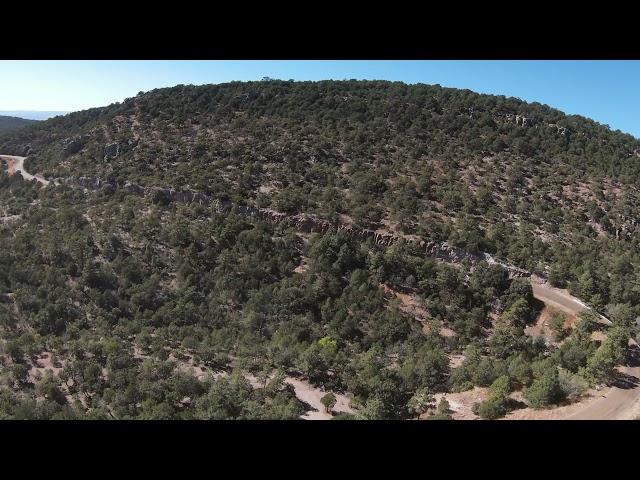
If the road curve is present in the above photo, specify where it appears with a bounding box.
[531,280,611,326]
[0,155,50,186]
[530,279,638,419]
[566,365,640,420]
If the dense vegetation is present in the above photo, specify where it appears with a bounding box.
[0,80,638,419]
[0,115,37,133]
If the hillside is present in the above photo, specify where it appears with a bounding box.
[0,80,638,420]
[0,115,37,133]
[0,111,68,121]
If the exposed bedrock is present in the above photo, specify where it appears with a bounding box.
[61,175,532,278]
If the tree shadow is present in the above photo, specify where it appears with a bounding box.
[298,399,317,414]
[506,397,528,412]
[610,370,639,390]
[530,297,546,323]
[624,344,640,368]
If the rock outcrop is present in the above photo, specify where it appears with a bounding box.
[103,139,138,161]
[493,110,539,129]
[103,142,120,160]
[123,181,145,195]
[62,135,90,156]
[548,123,570,136]
[515,115,536,128]
[613,214,638,240]
[58,174,533,279]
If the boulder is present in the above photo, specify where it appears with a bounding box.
[103,142,120,160]
[104,138,139,161]
[124,181,144,195]
[62,135,89,156]
[150,187,172,205]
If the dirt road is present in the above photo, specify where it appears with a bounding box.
[528,279,638,420]
[531,280,611,325]
[242,372,354,419]
[503,363,640,420]
[531,282,588,316]
[0,155,51,186]
[566,365,640,420]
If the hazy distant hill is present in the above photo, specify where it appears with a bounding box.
[0,115,37,132]
[0,111,68,121]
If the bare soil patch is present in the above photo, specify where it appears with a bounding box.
[432,387,488,420]
[28,351,65,383]
[293,256,309,274]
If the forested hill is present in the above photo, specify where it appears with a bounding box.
[1,80,640,420]
[0,115,37,133]
[2,80,639,177]
[3,81,640,276]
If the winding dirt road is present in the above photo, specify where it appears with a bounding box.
[0,155,51,186]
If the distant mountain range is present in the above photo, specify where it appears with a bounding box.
[0,110,68,121]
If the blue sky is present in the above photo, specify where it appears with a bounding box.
[1,60,639,138]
